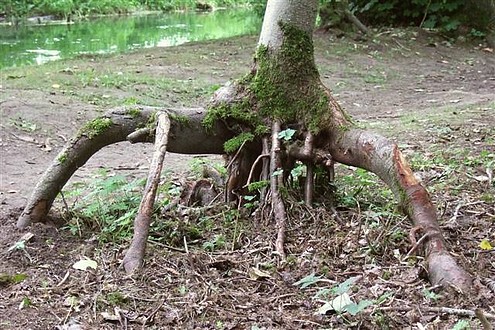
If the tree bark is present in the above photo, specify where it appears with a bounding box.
[17,0,473,292]
[16,106,229,229]
[123,113,170,273]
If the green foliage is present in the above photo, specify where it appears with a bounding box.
[0,273,28,286]
[62,170,145,242]
[10,117,37,132]
[202,234,226,251]
[0,0,259,20]
[295,274,390,317]
[223,132,254,153]
[335,167,393,210]
[277,128,296,141]
[293,273,324,289]
[247,180,269,192]
[451,319,470,330]
[106,291,128,305]
[350,0,469,33]
[422,288,440,301]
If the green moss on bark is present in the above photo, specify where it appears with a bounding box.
[125,108,141,118]
[79,117,113,139]
[203,100,261,131]
[57,152,68,164]
[203,21,332,153]
[224,132,255,153]
[252,22,331,133]
[169,113,191,127]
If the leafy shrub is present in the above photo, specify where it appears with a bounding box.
[350,0,466,32]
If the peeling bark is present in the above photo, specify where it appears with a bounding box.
[326,125,472,290]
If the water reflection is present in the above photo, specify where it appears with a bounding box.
[0,9,261,69]
[25,49,61,65]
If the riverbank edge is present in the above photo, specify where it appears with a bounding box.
[0,3,258,27]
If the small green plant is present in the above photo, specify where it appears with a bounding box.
[19,296,32,309]
[247,180,269,192]
[278,128,296,141]
[243,195,258,209]
[451,319,470,330]
[0,273,28,286]
[295,274,391,317]
[62,170,146,243]
[422,288,440,302]
[10,117,37,132]
[203,234,226,251]
[106,291,128,306]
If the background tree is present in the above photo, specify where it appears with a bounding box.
[17,0,473,291]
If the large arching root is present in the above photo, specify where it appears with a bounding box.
[326,126,473,290]
[16,106,228,229]
[219,89,472,291]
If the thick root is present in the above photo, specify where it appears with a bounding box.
[17,106,228,229]
[270,121,287,258]
[123,113,170,273]
[326,126,473,290]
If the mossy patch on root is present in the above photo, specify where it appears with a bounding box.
[203,22,333,154]
[79,117,113,139]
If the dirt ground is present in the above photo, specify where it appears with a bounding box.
[1,28,494,329]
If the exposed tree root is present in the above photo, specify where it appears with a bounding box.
[123,113,170,273]
[270,121,287,258]
[16,106,228,229]
[16,101,473,290]
[15,0,473,292]
[325,112,473,290]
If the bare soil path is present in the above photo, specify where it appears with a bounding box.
[1,30,494,329]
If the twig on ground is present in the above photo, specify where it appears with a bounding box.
[142,299,166,329]
[405,229,429,259]
[379,305,495,320]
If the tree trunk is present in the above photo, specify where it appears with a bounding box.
[17,0,472,291]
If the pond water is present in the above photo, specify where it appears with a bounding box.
[0,9,261,70]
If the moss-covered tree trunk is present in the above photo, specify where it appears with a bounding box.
[17,0,472,290]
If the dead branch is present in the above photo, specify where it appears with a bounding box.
[380,305,495,322]
[303,132,315,206]
[123,113,170,273]
[260,137,271,202]
[343,8,370,35]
